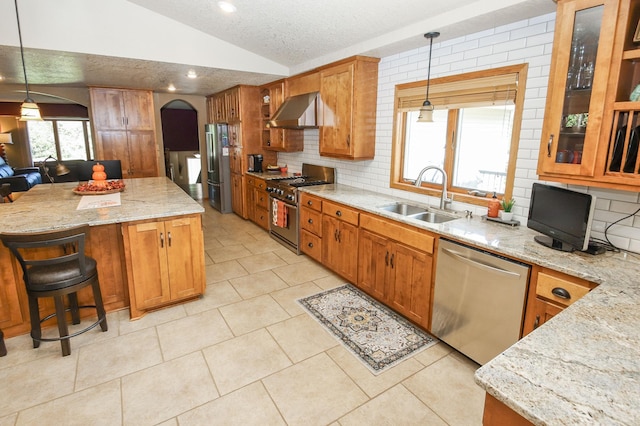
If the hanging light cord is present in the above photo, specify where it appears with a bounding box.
[14,0,32,102]
[425,35,435,102]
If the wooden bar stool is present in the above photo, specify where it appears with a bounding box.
[0,329,6,356]
[0,225,108,356]
[0,183,12,203]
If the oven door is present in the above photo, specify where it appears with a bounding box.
[269,195,299,253]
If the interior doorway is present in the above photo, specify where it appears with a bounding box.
[160,100,202,199]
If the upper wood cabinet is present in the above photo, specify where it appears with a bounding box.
[319,56,379,160]
[209,87,241,123]
[260,80,304,152]
[90,88,158,178]
[538,0,640,191]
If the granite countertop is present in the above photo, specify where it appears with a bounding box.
[1,177,204,233]
[301,183,640,425]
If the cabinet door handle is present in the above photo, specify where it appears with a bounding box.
[337,230,341,243]
[334,229,339,241]
[160,232,164,248]
[308,218,313,224]
[347,134,351,147]
[390,253,394,269]
[547,134,554,157]
[534,314,540,329]
[335,210,342,217]
[551,287,571,299]
[385,251,389,266]
[168,231,172,247]
[308,242,314,248]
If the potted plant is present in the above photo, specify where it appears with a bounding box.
[500,197,515,221]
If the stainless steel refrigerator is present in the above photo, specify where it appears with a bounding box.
[206,123,232,213]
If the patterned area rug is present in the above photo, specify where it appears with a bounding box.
[298,284,437,374]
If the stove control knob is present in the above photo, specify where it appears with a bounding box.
[286,194,295,201]
[266,187,274,193]
[277,189,284,195]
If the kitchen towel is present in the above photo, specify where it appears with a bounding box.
[272,199,288,228]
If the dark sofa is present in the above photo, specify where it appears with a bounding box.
[0,157,43,192]
[41,159,123,183]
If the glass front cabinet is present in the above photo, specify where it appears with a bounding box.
[538,0,640,191]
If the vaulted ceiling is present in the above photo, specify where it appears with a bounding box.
[0,0,555,103]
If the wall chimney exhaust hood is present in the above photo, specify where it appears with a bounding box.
[268,92,318,129]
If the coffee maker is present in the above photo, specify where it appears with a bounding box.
[248,154,263,172]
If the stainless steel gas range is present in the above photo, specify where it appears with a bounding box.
[266,164,335,253]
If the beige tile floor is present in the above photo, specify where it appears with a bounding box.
[0,203,485,426]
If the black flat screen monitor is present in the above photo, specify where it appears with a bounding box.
[527,183,596,252]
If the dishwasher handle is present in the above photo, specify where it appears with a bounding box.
[440,247,521,278]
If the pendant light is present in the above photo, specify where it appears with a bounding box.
[14,0,42,121]
[417,31,440,123]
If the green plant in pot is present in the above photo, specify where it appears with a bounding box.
[500,197,515,221]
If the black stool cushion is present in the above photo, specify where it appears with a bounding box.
[27,256,97,292]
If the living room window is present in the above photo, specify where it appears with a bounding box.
[27,119,93,162]
[391,64,527,206]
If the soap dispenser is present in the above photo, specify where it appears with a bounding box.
[487,192,500,218]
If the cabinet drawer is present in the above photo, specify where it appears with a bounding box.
[254,189,268,210]
[254,207,269,230]
[360,213,435,254]
[536,271,594,307]
[246,176,255,187]
[323,201,359,226]
[301,208,322,236]
[254,178,266,191]
[300,193,323,212]
[300,229,322,262]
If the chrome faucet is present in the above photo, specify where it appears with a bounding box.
[414,166,452,210]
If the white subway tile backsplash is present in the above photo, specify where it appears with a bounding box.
[276,12,640,254]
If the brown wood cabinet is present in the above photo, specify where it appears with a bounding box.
[319,56,379,160]
[122,215,205,320]
[538,0,640,191]
[207,86,276,219]
[322,200,359,282]
[246,175,269,230]
[260,80,304,152]
[300,193,323,262]
[522,266,597,336]
[358,213,434,329]
[90,88,158,178]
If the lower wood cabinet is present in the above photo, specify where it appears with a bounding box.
[322,200,359,283]
[246,175,269,230]
[231,173,244,217]
[358,214,434,329]
[522,267,597,336]
[122,215,205,319]
[300,193,323,262]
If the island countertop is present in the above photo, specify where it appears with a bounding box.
[300,183,640,425]
[1,177,204,233]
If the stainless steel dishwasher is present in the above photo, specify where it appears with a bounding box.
[432,239,530,365]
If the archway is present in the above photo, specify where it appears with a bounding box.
[160,99,202,199]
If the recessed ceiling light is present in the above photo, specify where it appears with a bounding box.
[187,70,198,79]
[168,84,176,92]
[218,1,236,13]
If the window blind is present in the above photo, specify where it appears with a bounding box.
[397,72,518,111]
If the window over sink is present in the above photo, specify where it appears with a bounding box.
[391,63,527,205]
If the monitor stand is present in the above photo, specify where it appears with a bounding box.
[534,235,574,252]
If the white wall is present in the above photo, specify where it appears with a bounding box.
[279,12,640,253]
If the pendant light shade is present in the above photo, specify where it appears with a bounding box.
[14,0,42,121]
[417,31,440,123]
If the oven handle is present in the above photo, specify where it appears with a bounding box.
[268,195,298,211]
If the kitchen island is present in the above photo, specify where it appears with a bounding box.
[0,177,206,334]
[299,183,640,425]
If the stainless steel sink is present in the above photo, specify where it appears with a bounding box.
[378,202,460,223]
[378,203,427,216]
[408,211,458,224]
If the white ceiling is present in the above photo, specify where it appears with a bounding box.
[0,0,556,104]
